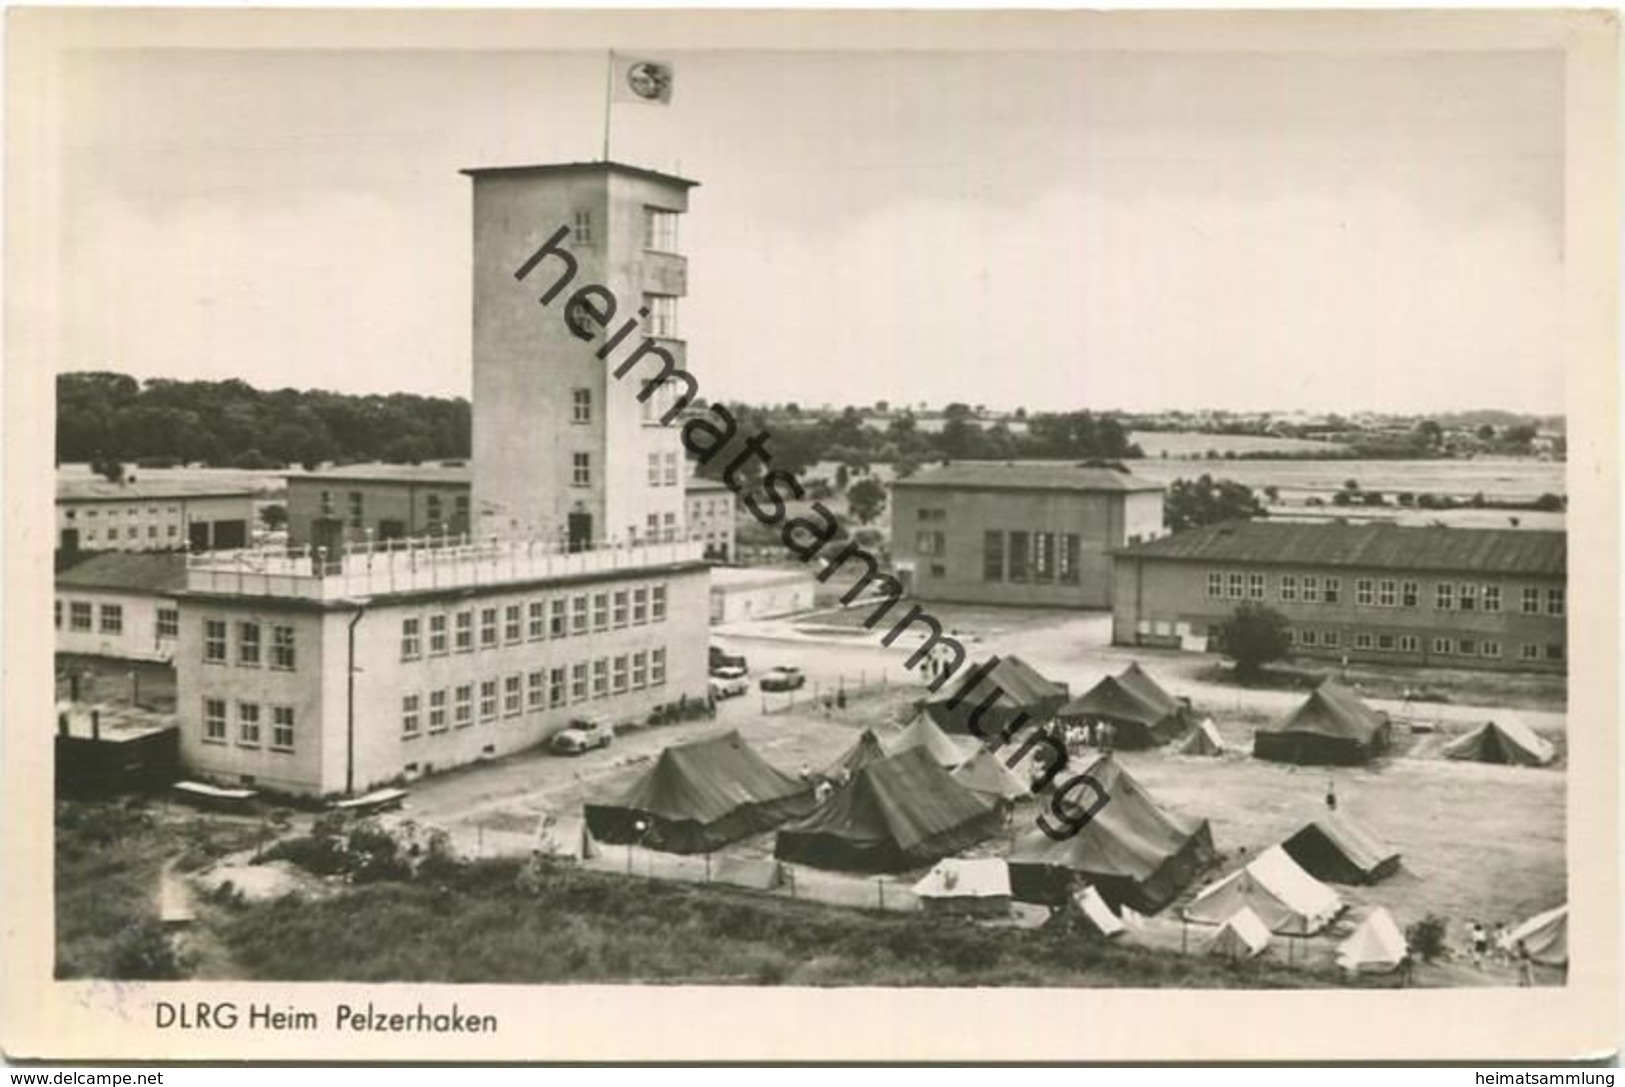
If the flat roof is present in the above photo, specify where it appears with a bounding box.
[686,478,732,494]
[58,477,259,503]
[460,160,699,189]
[288,462,472,486]
[56,552,189,594]
[1116,520,1565,577]
[892,460,1164,495]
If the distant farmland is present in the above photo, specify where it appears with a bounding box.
[1128,456,1565,503]
[1130,431,1351,458]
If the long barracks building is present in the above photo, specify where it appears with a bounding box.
[1112,521,1566,673]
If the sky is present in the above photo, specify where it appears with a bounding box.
[52,39,1566,413]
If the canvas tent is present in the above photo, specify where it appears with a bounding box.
[951,747,1030,804]
[1280,811,1401,885]
[912,857,1012,917]
[921,655,1069,737]
[584,731,816,854]
[1007,754,1216,914]
[1206,907,1271,960]
[1057,663,1190,749]
[1443,715,1556,767]
[1185,845,1344,935]
[774,747,1002,873]
[1504,904,1567,966]
[1179,718,1226,757]
[1337,907,1408,974]
[1253,680,1391,766]
[821,728,889,783]
[888,713,981,769]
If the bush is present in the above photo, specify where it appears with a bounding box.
[109,919,188,980]
[1406,914,1449,962]
[1214,602,1292,679]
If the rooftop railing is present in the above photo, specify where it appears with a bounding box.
[184,533,707,601]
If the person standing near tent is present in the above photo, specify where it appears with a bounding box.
[1325,778,1338,812]
[1515,939,1534,986]
[1493,921,1511,964]
[1469,920,1488,967]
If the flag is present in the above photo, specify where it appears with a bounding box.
[612,54,674,105]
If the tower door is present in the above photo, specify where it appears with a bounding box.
[567,512,593,554]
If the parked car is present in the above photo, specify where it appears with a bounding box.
[709,645,748,676]
[759,666,806,692]
[709,674,749,701]
[549,717,614,755]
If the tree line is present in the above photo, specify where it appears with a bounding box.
[57,372,471,470]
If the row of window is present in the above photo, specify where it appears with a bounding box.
[203,620,297,670]
[1205,570,1565,616]
[62,504,182,520]
[1287,627,1564,661]
[984,530,1084,586]
[57,600,182,639]
[646,451,682,487]
[401,648,669,737]
[201,698,296,751]
[570,207,682,256]
[400,585,669,661]
[74,523,181,543]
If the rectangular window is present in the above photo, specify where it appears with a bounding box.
[1278,575,1297,603]
[651,648,667,686]
[156,608,179,639]
[1301,575,1318,603]
[1377,633,1395,651]
[1480,640,1501,659]
[426,494,443,527]
[455,610,474,652]
[1433,636,1452,655]
[646,513,660,541]
[1522,586,1541,614]
[1399,635,1419,653]
[1520,643,1541,661]
[572,388,592,424]
[633,588,649,625]
[593,592,610,631]
[1401,581,1418,608]
[238,621,260,665]
[663,512,676,540]
[632,651,648,690]
[429,614,448,655]
[1355,579,1374,606]
[1322,577,1341,605]
[613,590,629,627]
[572,595,590,634]
[551,599,568,637]
[592,659,609,699]
[1060,535,1081,585]
[106,527,117,541]
[1546,643,1565,662]
[571,662,589,703]
[1377,580,1396,607]
[528,670,546,710]
[664,452,679,487]
[1321,630,1341,649]
[916,530,938,556]
[1227,572,1245,600]
[402,694,421,738]
[549,667,567,708]
[1354,632,1373,650]
[479,680,498,722]
[54,600,61,629]
[1008,532,1030,582]
[983,531,1005,582]
[1458,584,1478,612]
[528,601,547,641]
[271,626,296,670]
[1547,587,1565,616]
[99,604,124,635]
[1435,583,1454,610]
[501,604,521,644]
[1300,629,1318,647]
[319,490,334,516]
[453,686,472,728]
[204,618,227,661]
[652,585,667,622]
[237,702,261,746]
[647,453,662,486]
[429,690,448,733]
[613,655,629,693]
[1458,638,1476,656]
[271,706,295,751]
[572,453,591,487]
[572,209,592,245]
[348,491,364,530]
[645,207,680,252]
[646,294,679,338]
[1483,585,1501,613]
[504,675,523,717]
[1247,573,1265,600]
[203,698,227,743]
[1033,533,1055,583]
[401,617,422,661]
[480,607,499,648]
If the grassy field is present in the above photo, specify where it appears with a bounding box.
[1191,659,1568,715]
[1127,457,1563,503]
[1131,432,1351,458]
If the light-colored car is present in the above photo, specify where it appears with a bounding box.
[549,717,614,755]
[759,666,806,692]
[710,663,748,681]
[709,674,749,700]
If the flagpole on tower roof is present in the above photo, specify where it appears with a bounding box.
[601,49,614,162]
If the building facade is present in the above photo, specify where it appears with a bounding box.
[890,462,1166,608]
[285,464,473,548]
[55,553,186,662]
[1112,521,1566,672]
[709,566,816,623]
[686,477,736,561]
[177,539,710,795]
[58,476,257,553]
[467,161,696,550]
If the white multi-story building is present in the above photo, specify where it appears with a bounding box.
[55,553,186,662]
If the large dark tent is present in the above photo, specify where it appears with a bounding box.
[921,655,1069,737]
[1252,680,1391,766]
[584,731,817,854]
[1006,754,1216,914]
[1056,662,1190,749]
[820,728,889,782]
[1442,715,1556,766]
[773,747,1002,873]
[1280,811,1401,885]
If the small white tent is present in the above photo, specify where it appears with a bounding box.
[1074,885,1125,938]
[1179,718,1225,756]
[1336,907,1408,974]
[1207,907,1271,959]
[912,857,1012,917]
[1185,845,1344,935]
[1505,904,1568,966]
